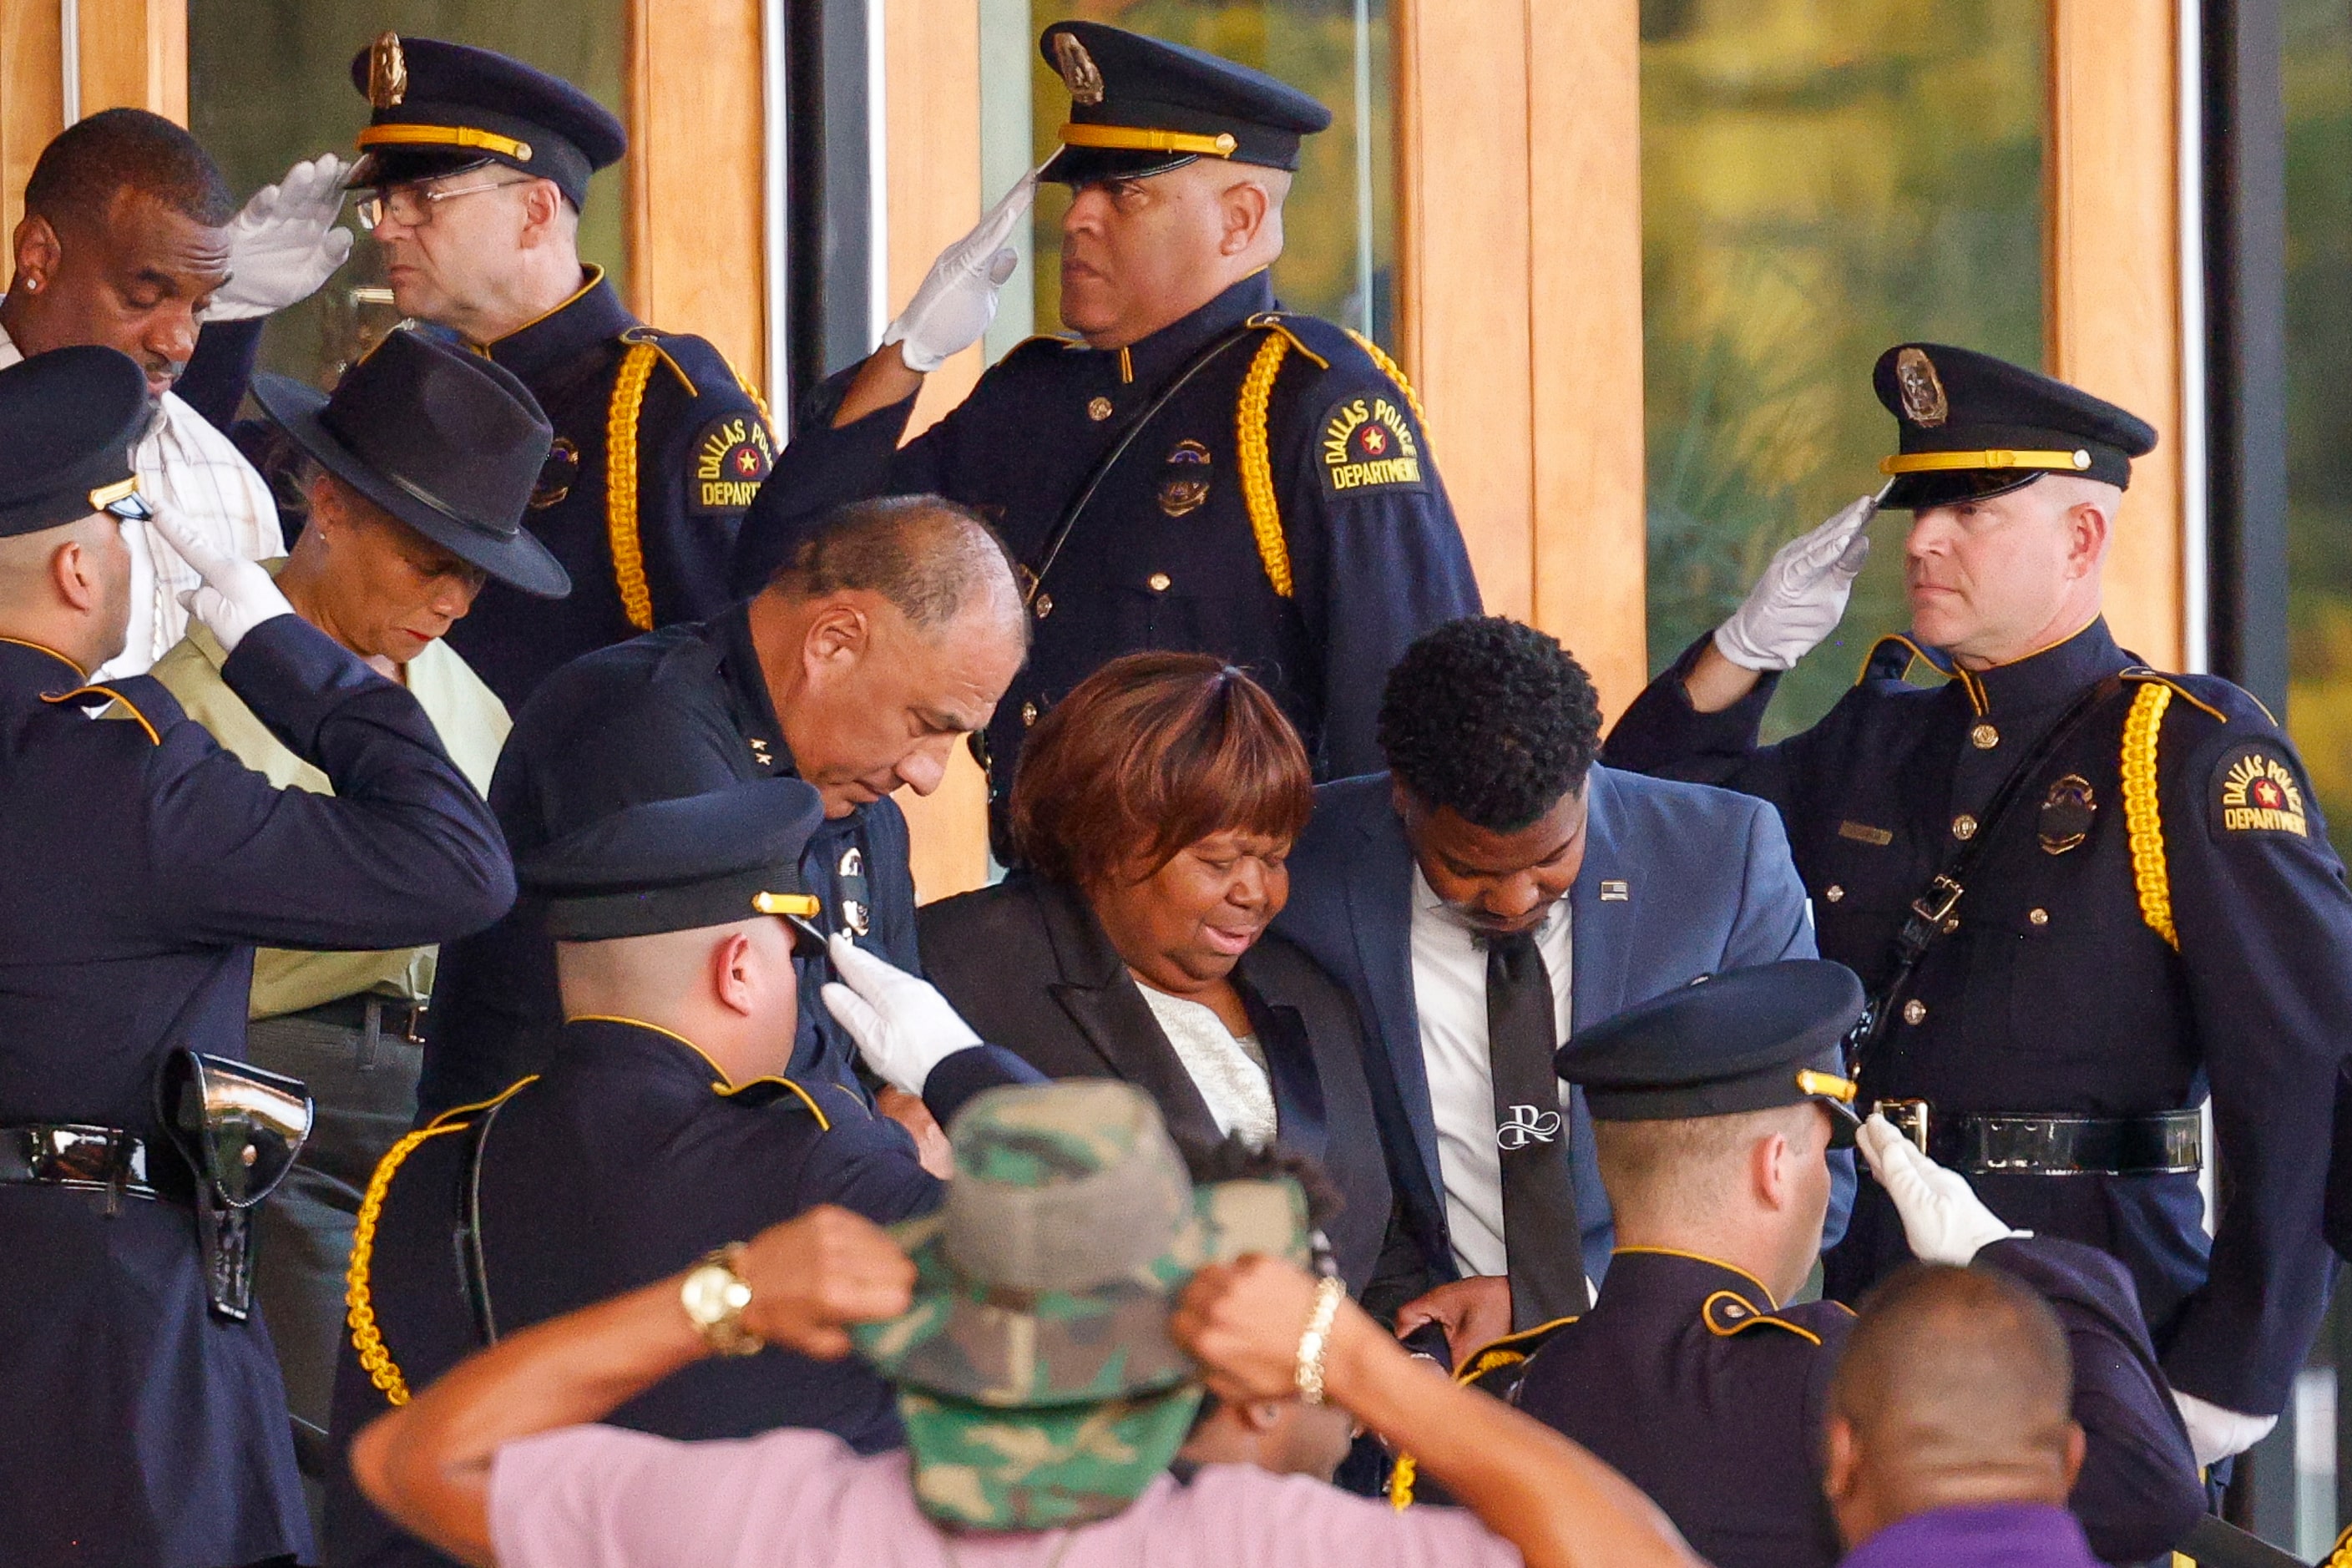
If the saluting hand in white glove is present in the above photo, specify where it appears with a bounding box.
[149,505,294,654]
[1858,1111,2028,1266]
[206,154,356,323]
[879,166,1040,373]
[820,934,983,1096]
[2170,1388,2278,1469]
[1712,493,1879,672]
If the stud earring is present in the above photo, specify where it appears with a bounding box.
[21,279,36,292]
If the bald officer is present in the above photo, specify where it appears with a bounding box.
[0,346,512,1567]
[737,23,1479,854]
[1605,345,2352,1471]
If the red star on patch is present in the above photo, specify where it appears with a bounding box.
[2253,778,2285,808]
[1358,426,1388,456]
[735,448,764,477]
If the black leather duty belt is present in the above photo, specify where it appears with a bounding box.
[1874,1100,2203,1176]
[0,1122,160,1200]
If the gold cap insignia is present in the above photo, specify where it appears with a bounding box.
[367,32,408,110]
[1894,346,1948,427]
[1053,33,1105,106]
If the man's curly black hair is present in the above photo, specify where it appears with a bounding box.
[1376,616,1603,832]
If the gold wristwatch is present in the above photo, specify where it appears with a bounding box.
[679,1243,763,1357]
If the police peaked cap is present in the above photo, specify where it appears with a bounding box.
[1039,21,1332,185]
[1555,961,1865,1147]
[0,346,149,539]
[1874,343,2159,511]
[348,33,625,208]
[519,778,828,943]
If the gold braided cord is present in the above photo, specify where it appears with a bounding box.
[1343,328,1434,448]
[606,342,660,633]
[346,1121,470,1407]
[1388,1453,1417,1510]
[2121,681,2178,950]
[2319,1524,2352,1568]
[1236,332,1295,599]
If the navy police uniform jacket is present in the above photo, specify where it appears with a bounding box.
[181,271,773,713]
[732,272,1480,831]
[0,621,513,1568]
[421,601,918,1115]
[1500,1242,2204,1568]
[1605,620,2352,1418]
[323,1017,944,1568]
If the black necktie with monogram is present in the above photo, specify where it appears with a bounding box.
[1485,929,1588,1330]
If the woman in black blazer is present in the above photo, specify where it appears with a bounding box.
[918,654,1401,1302]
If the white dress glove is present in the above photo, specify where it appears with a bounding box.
[148,506,294,655]
[1712,493,1878,671]
[2171,1389,2279,1469]
[1858,1112,2029,1266]
[820,933,983,1097]
[206,155,356,322]
[878,167,1039,373]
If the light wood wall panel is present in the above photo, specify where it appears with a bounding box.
[75,0,185,124]
[882,0,992,903]
[1397,0,1648,719]
[2,0,65,243]
[625,0,767,386]
[2046,0,2183,668]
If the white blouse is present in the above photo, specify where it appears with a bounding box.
[1136,985,1279,1150]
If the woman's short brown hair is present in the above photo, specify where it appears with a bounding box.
[1009,652,1313,888]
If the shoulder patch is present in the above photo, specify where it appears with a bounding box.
[2212,741,2313,838]
[1317,392,1425,497]
[687,413,776,516]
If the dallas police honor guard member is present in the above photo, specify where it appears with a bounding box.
[733,22,1481,851]
[1605,342,2352,1471]
[341,33,773,711]
[0,346,513,1568]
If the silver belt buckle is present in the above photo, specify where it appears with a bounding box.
[1875,1098,1930,1154]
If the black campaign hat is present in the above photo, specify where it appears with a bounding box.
[1555,962,1865,1148]
[347,33,626,209]
[1038,22,1332,186]
[253,328,569,598]
[519,778,829,946]
[1874,343,2159,511]
[0,346,151,539]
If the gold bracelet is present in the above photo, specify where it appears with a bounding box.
[1294,1276,1348,1405]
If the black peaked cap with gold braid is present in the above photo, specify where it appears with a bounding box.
[1038,21,1332,186]
[1873,342,2157,512]
[347,33,625,209]
[0,346,149,539]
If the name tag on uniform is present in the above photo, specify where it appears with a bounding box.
[1838,820,1894,847]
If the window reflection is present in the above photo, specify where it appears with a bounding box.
[188,2,630,388]
[1641,0,2045,733]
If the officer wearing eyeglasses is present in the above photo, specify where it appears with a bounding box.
[331,33,772,712]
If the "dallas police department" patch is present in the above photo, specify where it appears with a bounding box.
[689,415,776,516]
[1318,394,1424,495]
[2213,744,2310,837]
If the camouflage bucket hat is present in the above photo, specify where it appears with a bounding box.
[850,1080,1308,1529]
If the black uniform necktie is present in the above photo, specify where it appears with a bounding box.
[1485,929,1588,1330]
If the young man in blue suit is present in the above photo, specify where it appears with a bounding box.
[1274,616,1849,1355]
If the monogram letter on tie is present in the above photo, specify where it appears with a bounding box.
[1495,1104,1563,1150]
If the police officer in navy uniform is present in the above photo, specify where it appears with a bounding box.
[1414,963,2203,1568]
[735,22,1480,853]
[1604,344,2352,1474]
[333,33,772,711]
[325,778,1040,1566]
[420,495,1029,1116]
[0,346,514,1567]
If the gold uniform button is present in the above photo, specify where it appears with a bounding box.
[1951,814,1978,841]
[1903,999,1928,1025]
[1088,396,1114,422]
[2029,907,2050,926]
[1034,593,1054,620]
[1147,572,1171,593]
[1971,723,2000,750]
[1824,884,1844,903]
[1020,701,1039,727]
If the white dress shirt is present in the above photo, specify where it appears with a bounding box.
[0,325,283,678]
[1409,864,1574,1278]
[1137,984,1279,1150]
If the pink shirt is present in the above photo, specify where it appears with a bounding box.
[490,1424,1524,1568]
